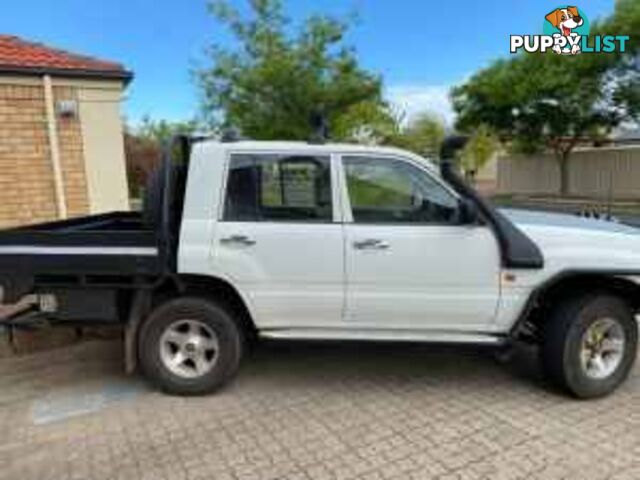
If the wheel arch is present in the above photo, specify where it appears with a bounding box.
[173,274,258,335]
[511,270,640,341]
[125,274,257,373]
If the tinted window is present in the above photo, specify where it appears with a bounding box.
[224,154,332,222]
[344,156,459,224]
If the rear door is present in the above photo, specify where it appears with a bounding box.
[211,152,344,329]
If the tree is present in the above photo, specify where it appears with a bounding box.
[459,125,499,181]
[124,131,158,199]
[390,112,445,158]
[137,115,199,144]
[452,0,640,195]
[332,100,400,145]
[124,117,199,198]
[198,0,385,140]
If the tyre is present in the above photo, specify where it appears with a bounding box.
[541,293,638,399]
[138,297,243,395]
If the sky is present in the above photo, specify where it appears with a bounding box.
[3,0,615,126]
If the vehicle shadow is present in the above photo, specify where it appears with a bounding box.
[238,339,551,395]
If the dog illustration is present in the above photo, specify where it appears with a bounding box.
[546,6,584,54]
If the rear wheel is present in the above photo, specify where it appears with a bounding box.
[541,293,638,399]
[138,297,243,395]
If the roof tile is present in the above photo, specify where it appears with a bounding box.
[0,35,130,79]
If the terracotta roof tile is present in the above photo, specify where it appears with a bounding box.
[0,35,132,81]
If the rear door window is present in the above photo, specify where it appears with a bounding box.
[224,154,332,222]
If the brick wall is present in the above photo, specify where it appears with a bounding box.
[0,82,89,228]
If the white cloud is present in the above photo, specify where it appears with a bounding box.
[386,84,456,127]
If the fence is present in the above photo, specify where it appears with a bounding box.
[497,145,640,200]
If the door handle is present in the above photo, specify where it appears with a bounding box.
[220,235,256,246]
[353,239,389,250]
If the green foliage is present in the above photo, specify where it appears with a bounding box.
[452,0,640,194]
[332,100,400,144]
[124,117,200,198]
[460,125,499,175]
[136,115,199,144]
[333,106,447,157]
[453,53,617,155]
[389,112,445,157]
[198,0,385,140]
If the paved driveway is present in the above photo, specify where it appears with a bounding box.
[0,339,638,480]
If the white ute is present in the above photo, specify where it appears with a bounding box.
[1,137,638,398]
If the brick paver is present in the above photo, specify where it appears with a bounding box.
[0,339,638,480]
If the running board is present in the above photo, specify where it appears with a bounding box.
[259,328,507,345]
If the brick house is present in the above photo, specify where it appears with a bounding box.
[0,35,132,228]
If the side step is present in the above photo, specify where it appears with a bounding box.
[259,328,507,345]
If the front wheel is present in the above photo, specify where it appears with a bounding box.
[541,293,638,399]
[138,297,244,395]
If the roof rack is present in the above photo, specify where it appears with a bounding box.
[308,111,329,144]
[220,128,241,143]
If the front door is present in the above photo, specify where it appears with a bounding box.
[341,154,501,332]
[212,152,344,329]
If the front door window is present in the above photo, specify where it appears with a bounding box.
[343,156,459,224]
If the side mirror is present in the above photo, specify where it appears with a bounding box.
[458,198,480,225]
